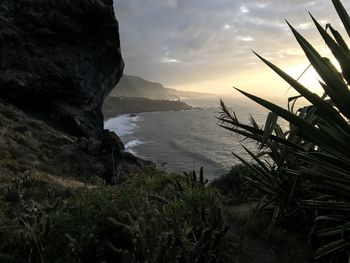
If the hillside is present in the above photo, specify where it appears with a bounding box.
[109,75,213,100]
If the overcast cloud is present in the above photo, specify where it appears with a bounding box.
[114,0,350,94]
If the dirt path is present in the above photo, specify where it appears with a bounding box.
[223,202,309,263]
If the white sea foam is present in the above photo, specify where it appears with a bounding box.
[125,139,145,149]
[132,115,141,122]
[124,139,146,155]
[104,115,138,137]
[104,115,146,155]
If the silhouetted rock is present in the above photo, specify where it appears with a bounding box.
[0,0,124,140]
[0,1,154,184]
[101,129,125,153]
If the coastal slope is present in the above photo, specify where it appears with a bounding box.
[109,75,213,100]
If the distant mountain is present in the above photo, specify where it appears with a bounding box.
[109,75,212,100]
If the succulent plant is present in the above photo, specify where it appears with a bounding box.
[219,0,350,261]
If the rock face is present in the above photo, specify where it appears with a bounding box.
[0,1,153,183]
[0,99,153,190]
[0,0,124,140]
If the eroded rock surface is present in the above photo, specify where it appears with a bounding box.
[0,1,153,184]
[0,0,124,140]
[0,100,152,191]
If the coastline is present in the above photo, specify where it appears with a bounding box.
[104,113,143,156]
[102,96,193,119]
[104,108,237,179]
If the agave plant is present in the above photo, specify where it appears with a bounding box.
[218,0,350,261]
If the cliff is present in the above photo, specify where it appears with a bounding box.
[109,75,180,100]
[109,75,214,100]
[0,0,124,140]
[0,0,152,185]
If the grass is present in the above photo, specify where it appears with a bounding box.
[0,97,311,262]
[0,167,230,263]
[0,162,312,263]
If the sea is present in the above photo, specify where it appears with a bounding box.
[104,96,289,181]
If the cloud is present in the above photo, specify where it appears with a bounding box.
[240,6,250,14]
[236,36,255,42]
[161,0,177,9]
[114,0,350,93]
[296,22,312,30]
[161,57,182,63]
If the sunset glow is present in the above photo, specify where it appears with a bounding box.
[115,0,349,98]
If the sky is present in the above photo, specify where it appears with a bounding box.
[113,0,350,98]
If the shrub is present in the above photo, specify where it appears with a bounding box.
[0,168,229,263]
[219,0,350,261]
[211,164,253,204]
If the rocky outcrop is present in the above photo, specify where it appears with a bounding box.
[0,0,124,140]
[0,1,154,184]
[0,99,152,190]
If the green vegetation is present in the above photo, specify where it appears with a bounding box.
[5,0,350,261]
[103,97,192,119]
[0,168,229,263]
[211,165,253,205]
[1,166,311,263]
[219,0,350,262]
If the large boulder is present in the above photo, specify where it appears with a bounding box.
[0,0,124,140]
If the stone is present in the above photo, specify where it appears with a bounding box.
[0,0,124,140]
[0,0,154,185]
[101,129,125,153]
